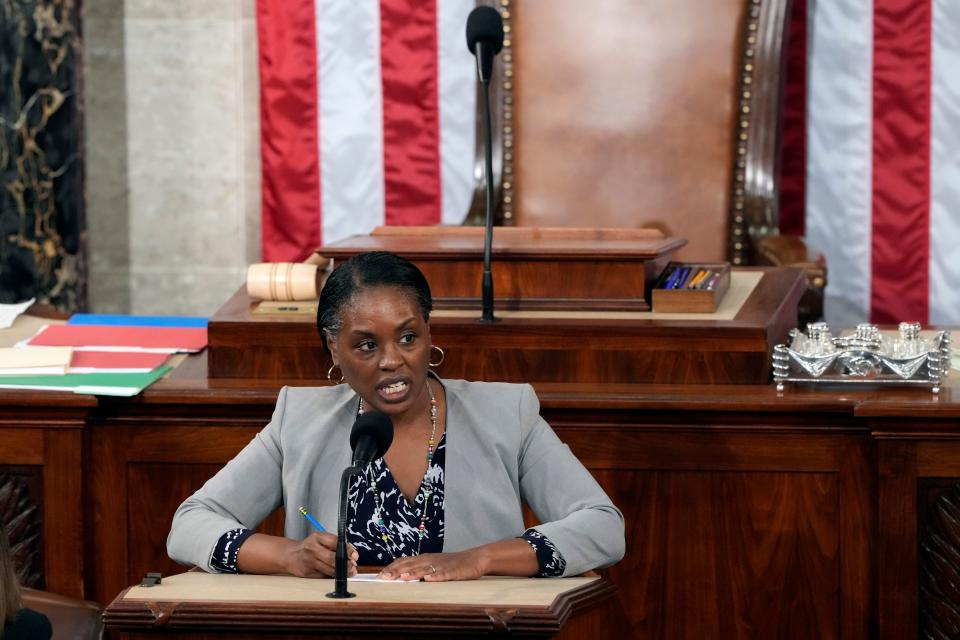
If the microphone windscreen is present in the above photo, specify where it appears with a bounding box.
[349,410,394,461]
[466,6,504,54]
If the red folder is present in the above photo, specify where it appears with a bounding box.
[70,351,170,371]
[29,325,207,352]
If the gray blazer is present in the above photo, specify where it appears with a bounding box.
[167,378,625,577]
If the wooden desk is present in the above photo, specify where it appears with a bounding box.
[1,290,958,637]
[208,267,805,383]
[68,364,957,639]
[2,360,958,637]
[104,573,615,639]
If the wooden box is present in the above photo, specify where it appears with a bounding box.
[651,263,731,313]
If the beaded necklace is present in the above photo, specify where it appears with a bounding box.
[359,380,438,558]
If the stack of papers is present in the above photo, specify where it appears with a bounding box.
[0,314,208,397]
[0,347,71,376]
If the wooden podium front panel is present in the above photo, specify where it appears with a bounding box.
[208,267,804,384]
[319,228,685,311]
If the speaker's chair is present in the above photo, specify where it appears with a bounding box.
[468,0,824,319]
[21,588,103,640]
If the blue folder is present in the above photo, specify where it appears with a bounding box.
[67,314,208,328]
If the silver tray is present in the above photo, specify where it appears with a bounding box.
[772,322,951,393]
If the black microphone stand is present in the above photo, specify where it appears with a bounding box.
[476,42,496,323]
[326,464,361,599]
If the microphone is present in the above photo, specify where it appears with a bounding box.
[466,6,504,84]
[350,410,394,466]
[327,410,394,599]
[465,6,504,322]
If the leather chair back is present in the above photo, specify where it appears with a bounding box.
[481,0,790,263]
[21,588,103,640]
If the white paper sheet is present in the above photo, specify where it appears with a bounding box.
[349,573,419,583]
[0,298,35,329]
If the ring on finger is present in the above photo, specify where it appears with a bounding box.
[429,564,437,574]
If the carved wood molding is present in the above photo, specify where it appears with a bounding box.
[920,483,960,640]
[0,469,44,588]
[732,0,791,266]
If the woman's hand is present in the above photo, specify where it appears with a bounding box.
[377,538,540,582]
[282,532,358,578]
[377,549,487,582]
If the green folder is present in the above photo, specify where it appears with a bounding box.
[0,366,172,397]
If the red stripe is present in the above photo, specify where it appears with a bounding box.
[380,0,442,226]
[871,0,932,324]
[256,0,322,261]
[779,0,807,237]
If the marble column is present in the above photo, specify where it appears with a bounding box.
[0,0,86,311]
[84,0,261,316]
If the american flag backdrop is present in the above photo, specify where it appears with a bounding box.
[255,0,960,326]
[255,0,476,263]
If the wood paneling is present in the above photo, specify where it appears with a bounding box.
[838,437,876,640]
[919,481,960,640]
[0,412,87,599]
[598,469,839,639]
[0,467,43,588]
[918,441,960,476]
[878,440,919,639]
[125,463,286,588]
[0,429,44,463]
[549,422,873,639]
[4,356,960,637]
[89,423,282,605]
[126,463,225,586]
[42,428,83,597]
[557,427,843,472]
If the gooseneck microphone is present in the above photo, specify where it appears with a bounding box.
[466,6,504,322]
[466,6,504,83]
[327,410,393,599]
[350,410,394,467]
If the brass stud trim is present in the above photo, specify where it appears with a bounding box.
[730,0,762,264]
[500,3,515,225]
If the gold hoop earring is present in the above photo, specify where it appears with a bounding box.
[429,345,445,368]
[327,364,345,384]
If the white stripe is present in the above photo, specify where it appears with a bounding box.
[805,0,874,324]
[930,0,960,325]
[437,0,477,225]
[316,0,385,245]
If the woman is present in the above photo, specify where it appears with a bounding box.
[168,251,624,580]
[1,528,52,640]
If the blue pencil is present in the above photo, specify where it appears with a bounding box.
[663,266,681,289]
[298,506,326,532]
[673,267,691,289]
